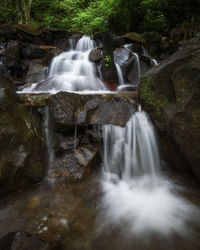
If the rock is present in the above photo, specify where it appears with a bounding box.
[140,35,200,180]
[0,232,50,250]
[142,33,162,56]
[123,32,146,44]
[14,24,42,36]
[100,33,119,84]
[0,74,45,199]
[143,32,162,44]
[22,44,62,61]
[118,85,137,92]
[0,24,69,48]
[26,59,48,84]
[49,144,99,182]
[2,40,21,76]
[89,48,102,63]
[48,92,136,131]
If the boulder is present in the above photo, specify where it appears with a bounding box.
[0,75,45,199]
[22,44,63,61]
[48,92,136,132]
[26,59,48,84]
[140,35,200,180]
[89,48,102,63]
[49,143,99,182]
[123,32,146,44]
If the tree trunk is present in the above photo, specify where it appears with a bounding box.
[21,0,33,24]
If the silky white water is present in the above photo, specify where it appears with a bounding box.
[21,36,106,93]
[115,63,125,85]
[101,108,198,236]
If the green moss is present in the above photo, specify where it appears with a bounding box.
[104,55,111,68]
[140,77,169,116]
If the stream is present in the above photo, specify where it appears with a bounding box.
[2,35,200,250]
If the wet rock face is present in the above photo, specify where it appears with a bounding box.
[140,35,200,180]
[0,232,51,250]
[50,143,99,182]
[49,92,136,132]
[0,75,45,199]
[47,91,136,182]
[19,91,137,183]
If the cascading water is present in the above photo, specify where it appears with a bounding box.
[122,44,141,85]
[115,63,125,86]
[132,52,141,85]
[101,107,198,236]
[44,106,55,182]
[22,36,106,93]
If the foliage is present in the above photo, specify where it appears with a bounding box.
[0,0,199,35]
[104,55,111,68]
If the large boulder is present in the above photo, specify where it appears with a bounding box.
[140,35,200,180]
[0,75,45,199]
[48,92,136,131]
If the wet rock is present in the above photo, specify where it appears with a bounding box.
[123,32,146,44]
[49,144,99,182]
[100,33,119,84]
[0,24,69,48]
[140,35,200,180]
[48,92,136,131]
[26,59,48,84]
[0,74,45,199]
[118,85,138,92]
[0,232,50,250]
[142,33,162,56]
[2,40,21,76]
[89,48,102,63]
[22,44,62,62]
[19,93,50,106]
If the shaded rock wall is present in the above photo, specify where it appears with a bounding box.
[0,75,45,199]
[140,35,200,180]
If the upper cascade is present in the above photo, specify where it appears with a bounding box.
[21,36,106,93]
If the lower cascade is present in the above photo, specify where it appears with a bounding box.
[101,108,199,236]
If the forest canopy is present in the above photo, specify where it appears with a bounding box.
[0,0,200,35]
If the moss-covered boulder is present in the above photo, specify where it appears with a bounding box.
[140,35,200,179]
[0,75,45,199]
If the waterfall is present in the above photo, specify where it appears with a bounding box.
[133,52,141,85]
[44,106,55,181]
[21,36,106,93]
[115,63,125,85]
[103,108,160,179]
[101,107,198,236]
[123,45,141,85]
[151,58,158,66]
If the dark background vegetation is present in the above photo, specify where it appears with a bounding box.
[0,0,200,36]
